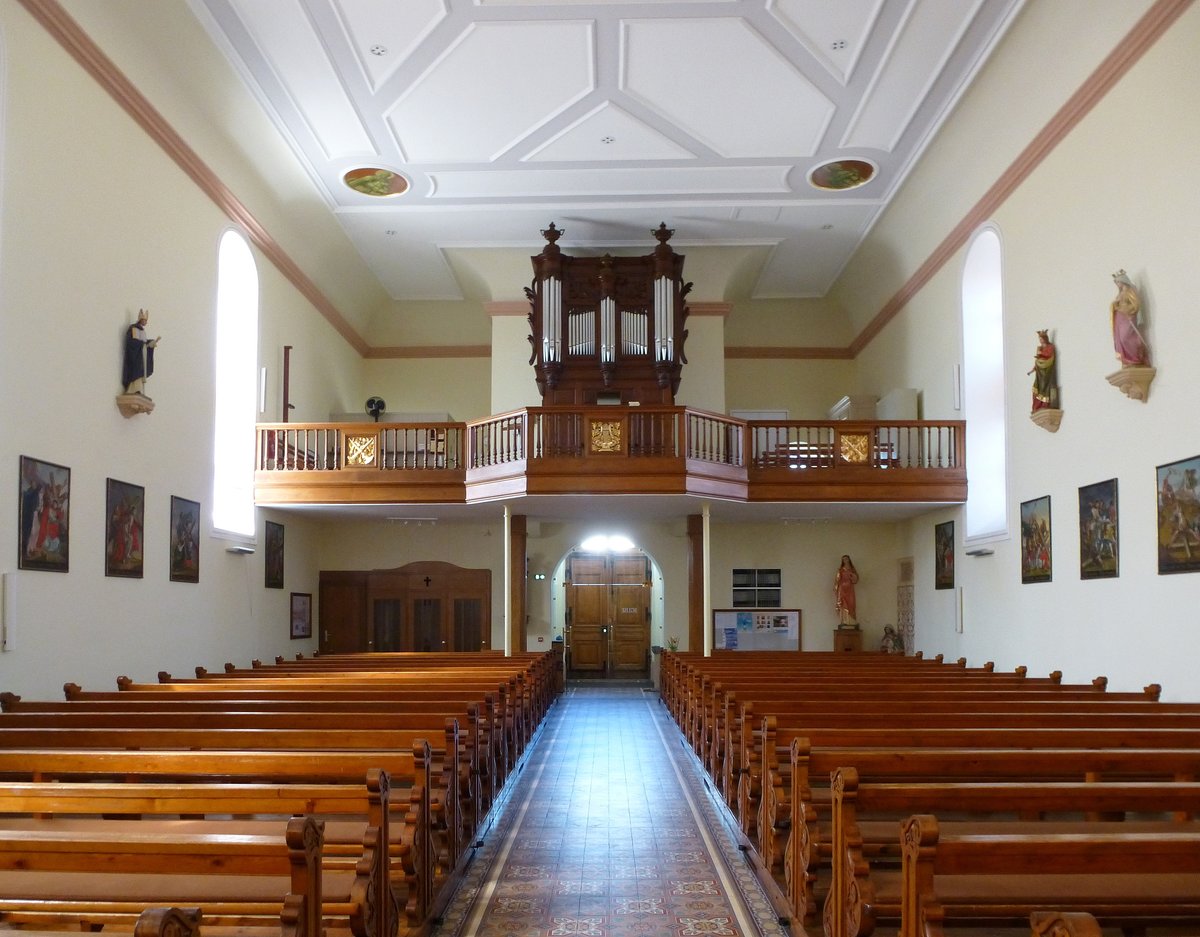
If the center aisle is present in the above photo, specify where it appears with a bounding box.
[435,684,788,937]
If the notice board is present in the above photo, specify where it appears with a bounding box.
[712,608,801,651]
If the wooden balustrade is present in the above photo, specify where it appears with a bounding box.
[255,412,966,506]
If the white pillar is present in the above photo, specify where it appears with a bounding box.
[503,505,512,656]
[702,502,712,657]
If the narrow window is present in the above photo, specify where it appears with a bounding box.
[961,226,1008,543]
[211,230,259,539]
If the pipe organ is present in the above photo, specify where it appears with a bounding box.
[525,223,691,405]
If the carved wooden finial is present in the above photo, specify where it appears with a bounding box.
[541,222,564,244]
[652,222,674,244]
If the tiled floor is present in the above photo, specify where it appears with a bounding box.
[435,684,789,937]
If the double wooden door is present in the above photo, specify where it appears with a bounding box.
[318,561,490,653]
[565,552,651,676]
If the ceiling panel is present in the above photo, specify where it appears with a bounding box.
[196,0,1025,306]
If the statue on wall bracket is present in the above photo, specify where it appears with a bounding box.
[1105,269,1155,402]
[116,308,160,417]
[1028,328,1062,433]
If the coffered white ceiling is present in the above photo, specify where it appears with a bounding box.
[190,0,1024,304]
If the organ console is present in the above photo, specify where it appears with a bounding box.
[525,222,692,405]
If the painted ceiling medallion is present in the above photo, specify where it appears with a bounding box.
[808,159,876,191]
[343,168,409,198]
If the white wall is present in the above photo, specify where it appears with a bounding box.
[0,3,353,697]
[847,2,1200,698]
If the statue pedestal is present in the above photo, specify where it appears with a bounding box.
[1030,408,1062,433]
[1106,366,1155,402]
[116,393,155,417]
[833,627,862,653]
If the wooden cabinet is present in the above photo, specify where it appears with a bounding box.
[319,561,491,654]
[833,627,863,653]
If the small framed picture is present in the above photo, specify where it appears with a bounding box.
[290,592,312,639]
[1020,495,1052,584]
[265,520,284,589]
[1078,479,1118,580]
[1156,454,1200,575]
[105,478,145,579]
[18,455,71,573]
[934,520,954,590]
[170,496,201,583]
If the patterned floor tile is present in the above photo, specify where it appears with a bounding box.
[433,686,788,937]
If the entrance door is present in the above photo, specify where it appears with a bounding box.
[565,552,651,676]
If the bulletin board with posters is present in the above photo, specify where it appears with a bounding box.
[712,608,801,651]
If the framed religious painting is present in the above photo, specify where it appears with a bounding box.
[1020,495,1052,584]
[264,521,284,589]
[105,478,145,579]
[934,520,954,590]
[1078,479,1118,580]
[169,496,200,583]
[18,455,70,572]
[290,592,312,639]
[1156,454,1200,574]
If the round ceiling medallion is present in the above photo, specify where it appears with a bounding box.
[342,167,409,198]
[808,159,876,191]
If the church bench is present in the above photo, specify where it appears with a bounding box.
[0,749,435,932]
[0,777,395,937]
[1,694,492,822]
[0,815,324,937]
[126,674,529,772]
[750,718,1200,834]
[712,690,1186,803]
[0,706,482,851]
[714,692,1194,801]
[252,652,560,717]
[1029,910,1102,937]
[0,725,467,879]
[898,815,1200,937]
[682,670,1098,756]
[777,743,1200,929]
[70,680,518,796]
[827,770,1200,937]
[2,907,202,937]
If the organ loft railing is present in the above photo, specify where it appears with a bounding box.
[525,222,691,406]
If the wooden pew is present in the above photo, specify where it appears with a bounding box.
[0,707,475,866]
[1029,910,1102,937]
[899,814,1200,937]
[62,681,516,802]
[780,743,1200,927]
[108,676,526,780]
[745,715,1200,879]
[0,724,467,883]
[828,770,1200,937]
[0,748,433,932]
[0,815,323,937]
[0,778,392,937]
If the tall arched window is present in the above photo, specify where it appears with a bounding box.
[960,226,1008,543]
[211,230,259,539]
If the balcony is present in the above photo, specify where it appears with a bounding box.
[254,408,965,508]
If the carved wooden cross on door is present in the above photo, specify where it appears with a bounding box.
[423,577,432,586]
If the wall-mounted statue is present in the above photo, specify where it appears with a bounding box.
[1110,270,1149,367]
[1028,328,1062,432]
[1105,269,1156,402]
[116,308,161,416]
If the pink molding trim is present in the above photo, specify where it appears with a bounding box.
[851,0,1193,355]
[687,302,733,318]
[484,301,531,317]
[725,346,854,360]
[365,345,491,359]
[19,0,370,357]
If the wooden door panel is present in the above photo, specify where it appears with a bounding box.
[565,552,650,676]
